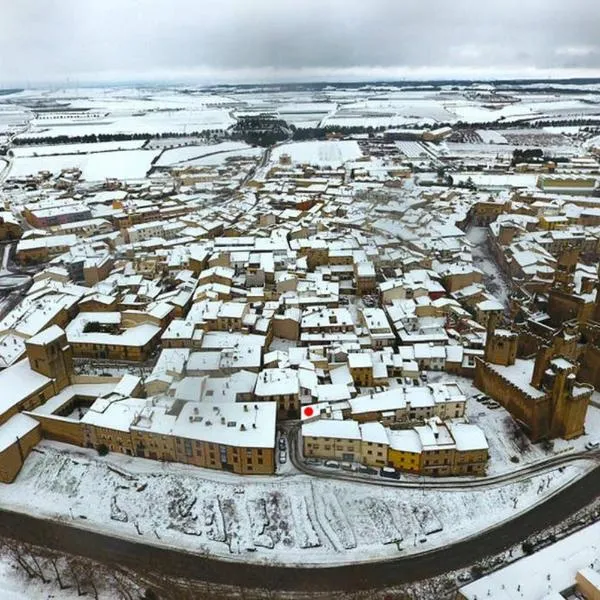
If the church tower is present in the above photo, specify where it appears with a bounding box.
[25,325,73,393]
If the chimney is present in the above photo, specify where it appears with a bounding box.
[531,345,552,390]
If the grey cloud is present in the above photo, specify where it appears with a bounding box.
[0,0,599,84]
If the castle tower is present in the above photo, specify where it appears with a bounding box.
[530,344,552,390]
[483,312,518,366]
[553,246,579,293]
[594,263,600,322]
[545,357,591,440]
[484,311,499,362]
[552,322,580,361]
[485,330,518,367]
[25,325,73,393]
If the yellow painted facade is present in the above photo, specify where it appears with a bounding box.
[0,422,42,483]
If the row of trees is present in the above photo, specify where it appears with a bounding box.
[0,534,458,599]
[0,537,140,599]
[510,147,571,166]
[13,130,224,147]
[291,125,389,141]
[511,147,545,165]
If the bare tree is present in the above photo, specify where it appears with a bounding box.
[47,552,68,590]
[5,539,37,580]
[111,570,136,600]
[68,558,86,596]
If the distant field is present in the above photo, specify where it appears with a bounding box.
[271,140,363,167]
[9,148,160,181]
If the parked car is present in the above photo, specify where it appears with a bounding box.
[380,466,400,480]
[487,401,500,409]
[278,450,287,464]
[341,462,353,471]
[278,436,287,451]
[305,458,321,466]
[585,440,599,450]
[324,460,340,469]
[358,465,378,475]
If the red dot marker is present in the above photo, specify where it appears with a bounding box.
[304,406,314,417]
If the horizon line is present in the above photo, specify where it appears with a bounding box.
[3,75,600,91]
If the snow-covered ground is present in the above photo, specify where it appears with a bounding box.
[426,371,600,475]
[154,141,255,166]
[185,147,263,167]
[0,557,80,600]
[0,441,594,568]
[458,520,600,600]
[476,130,508,144]
[11,140,147,157]
[453,172,539,189]
[271,141,363,168]
[22,109,235,139]
[9,149,160,181]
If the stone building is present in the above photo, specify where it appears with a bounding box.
[302,416,489,476]
[475,316,593,441]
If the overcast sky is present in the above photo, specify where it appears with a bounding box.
[1,0,599,85]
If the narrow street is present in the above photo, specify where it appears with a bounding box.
[466,225,512,309]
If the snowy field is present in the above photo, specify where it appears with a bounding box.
[6,87,600,145]
[4,86,600,143]
[185,147,263,167]
[271,141,363,167]
[9,149,160,181]
[11,140,147,157]
[276,101,337,128]
[155,142,258,167]
[23,109,235,139]
[452,172,539,189]
[8,88,238,140]
[476,130,508,144]
[322,115,429,129]
[0,441,594,568]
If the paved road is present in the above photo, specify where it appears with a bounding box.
[287,423,600,490]
[0,466,598,593]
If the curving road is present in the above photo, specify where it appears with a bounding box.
[286,423,600,490]
[0,466,598,593]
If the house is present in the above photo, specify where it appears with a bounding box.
[65,312,162,361]
[254,368,300,419]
